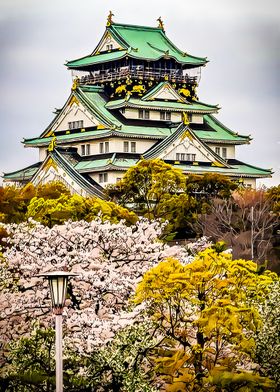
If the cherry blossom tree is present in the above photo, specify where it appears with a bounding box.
[0,217,209,367]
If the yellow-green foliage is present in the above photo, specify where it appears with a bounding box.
[0,181,137,226]
[0,182,71,224]
[135,249,277,390]
[27,193,138,227]
[84,198,138,225]
[106,159,199,235]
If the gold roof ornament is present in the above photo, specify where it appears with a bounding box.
[182,112,190,125]
[48,136,57,152]
[157,16,165,32]
[71,77,79,91]
[107,11,114,26]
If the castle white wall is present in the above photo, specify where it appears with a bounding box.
[163,142,212,162]
[51,102,99,133]
[208,144,236,159]
[89,170,125,186]
[242,178,256,189]
[123,108,202,123]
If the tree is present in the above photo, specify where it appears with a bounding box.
[0,182,70,224]
[1,324,92,392]
[266,184,280,214]
[134,248,277,391]
[0,217,193,365]
[254,280,280,389]
[0,186,29,223]
[106,159,200,237]
[27,194,138,227]
[185,173,238,200]
[106,159,187,219]
[196,189,278,264]
[87,323,158,391]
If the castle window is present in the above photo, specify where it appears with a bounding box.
[189,154,196,161]
[160,111,171,120]
[131,142,136,153]
[120,108,125,114]
[81,144,91,156]
[68,120,83,130]
[124,141,129,152]
[99,173,108,183]
[215,147,220,155]
[106,44,113,51]
[176,153,196,161]
[99,142,104,153]
[222,147,227,159]
[139,109,149,119]
[105,142,109,153]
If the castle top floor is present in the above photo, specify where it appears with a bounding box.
[66,14,207,87]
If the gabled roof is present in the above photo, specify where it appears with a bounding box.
[106,97,218,113]
[192,115,251,144]
[66,22,207,69]
[76,85,122,128]
[31,148,105,198]
[142,81,186,102]
[36,85,120,140]
[143,123,230,167]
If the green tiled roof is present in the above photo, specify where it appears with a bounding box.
[76,157,138,172]
[106,98,218,113]
[66,23,207,69]
[3,162,41,181]
[174,161,271,178]
[24,125,172,147]
[76,86,121,127]
[192,115,251,144]
[75,156,271,178]
[66,51,126,68]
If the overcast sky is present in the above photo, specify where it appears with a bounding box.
[0,0,279,187]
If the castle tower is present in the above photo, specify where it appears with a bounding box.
[3,14,272,195]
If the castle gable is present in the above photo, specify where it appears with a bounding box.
[142,82,185,102]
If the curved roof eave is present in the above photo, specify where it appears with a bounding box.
[67,51,206,69]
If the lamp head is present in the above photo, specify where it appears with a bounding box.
[38,271,77,315]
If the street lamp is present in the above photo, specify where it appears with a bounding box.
[38,271,77,392]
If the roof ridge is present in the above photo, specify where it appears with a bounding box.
[52,149,105,198]
[111,22,163,32]
[75,88,119,129]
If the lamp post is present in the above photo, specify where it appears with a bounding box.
[39,271,77,392]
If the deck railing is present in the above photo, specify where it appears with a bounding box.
[78,68,197,85]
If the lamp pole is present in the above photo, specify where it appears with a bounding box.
[38,271,77,392]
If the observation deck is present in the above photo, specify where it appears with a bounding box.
[73,66,200,86]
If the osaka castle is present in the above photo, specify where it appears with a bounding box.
[3,13,272,197]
